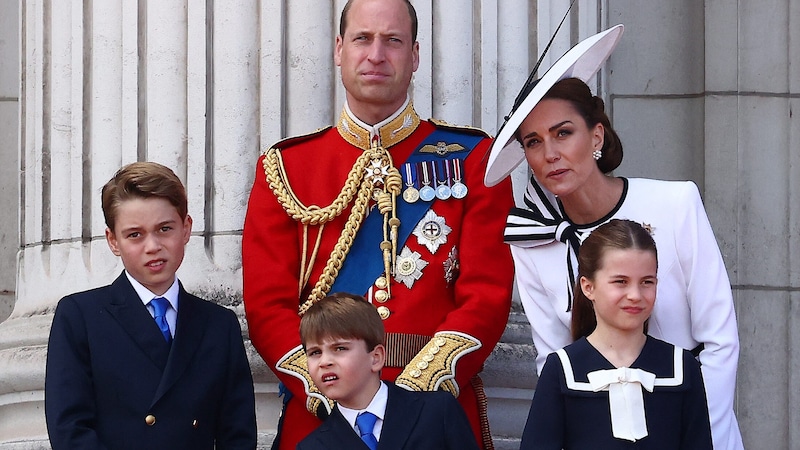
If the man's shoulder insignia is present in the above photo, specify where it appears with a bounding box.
[270,126,333,151]
[428,118,490,138]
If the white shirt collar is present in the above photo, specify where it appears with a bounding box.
[338,381,388,438]
[125,270,180,312]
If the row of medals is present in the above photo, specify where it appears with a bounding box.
[402,159,468,203]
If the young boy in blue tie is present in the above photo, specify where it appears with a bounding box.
[296,292,479,450]
[45,162,257,449]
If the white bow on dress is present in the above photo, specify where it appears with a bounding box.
[587,367,656,442]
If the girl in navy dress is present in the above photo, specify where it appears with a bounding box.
[519,219,712,449]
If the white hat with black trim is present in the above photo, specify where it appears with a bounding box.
[484,24,624,187]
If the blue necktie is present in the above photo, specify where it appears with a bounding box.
[356,412,378,450]
[150,297,172,344]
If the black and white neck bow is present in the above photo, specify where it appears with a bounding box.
[504,175,588,312]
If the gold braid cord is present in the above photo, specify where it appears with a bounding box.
[472,375,495,450]
[263,145,402,315]
[394,332,482,396]
[302,180,372,314]
[264,148,370,225]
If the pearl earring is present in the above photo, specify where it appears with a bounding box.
[592,148,602,160]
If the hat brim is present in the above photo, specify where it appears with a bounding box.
[484,24,624,187]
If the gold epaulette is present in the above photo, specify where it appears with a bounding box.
[394,331,482,397]
[428,118,491,139]
[266,126,333,153]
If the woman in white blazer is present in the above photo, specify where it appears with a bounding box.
[484,26,743,450]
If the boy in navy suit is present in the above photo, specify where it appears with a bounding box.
[296,293,479,450]
[45,162,257,449]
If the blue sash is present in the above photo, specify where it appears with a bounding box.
[330,128,483,296]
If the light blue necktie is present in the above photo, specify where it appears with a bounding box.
[355,411,378,450]
[150,297,172,344]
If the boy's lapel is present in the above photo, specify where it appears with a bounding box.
[151,286,205,404]
[317,406,371,449]
[105,273,171,369]
[377,384,423,450]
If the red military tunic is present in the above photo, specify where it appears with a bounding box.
[243,101,513,449]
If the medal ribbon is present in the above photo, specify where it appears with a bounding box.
[436,160,447,186]
[404,163,416,188]
[452,158,462,182]
[420,161,431,187]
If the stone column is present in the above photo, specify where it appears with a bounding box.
[0,0,269,446]
[0,0,20,324]
[702,2,800,448]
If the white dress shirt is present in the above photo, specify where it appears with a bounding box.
[338,381,388,441]
[125,271,179,338]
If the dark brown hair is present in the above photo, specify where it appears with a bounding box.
[339,0,418,42]
[571,219,657,340]
[529,77,624,173]
[101,162,188,232]
[300,292,385,352]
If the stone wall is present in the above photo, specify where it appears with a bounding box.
[0,0,19,323]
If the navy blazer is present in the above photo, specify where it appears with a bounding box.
[45,272,257,450]
[297,382,480,450]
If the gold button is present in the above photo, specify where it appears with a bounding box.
[410,369,422,378]
[416,361,428,370]
[374,290,388,303]
[422,354,434,362]
[375,276,388,289]
[145,415,156,426]
[435,337,447,347]
[192,419,199,428]
[429,345,440,354]
[377,306,390,320]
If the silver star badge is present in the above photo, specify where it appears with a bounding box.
[394,246,428,289]
[413,210,452,254]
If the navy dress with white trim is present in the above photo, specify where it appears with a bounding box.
[520,336,712,449]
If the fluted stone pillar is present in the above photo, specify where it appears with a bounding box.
[0,0,20,325]
[0,0,271,446]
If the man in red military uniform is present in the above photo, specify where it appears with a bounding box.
[242,0,513,449]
